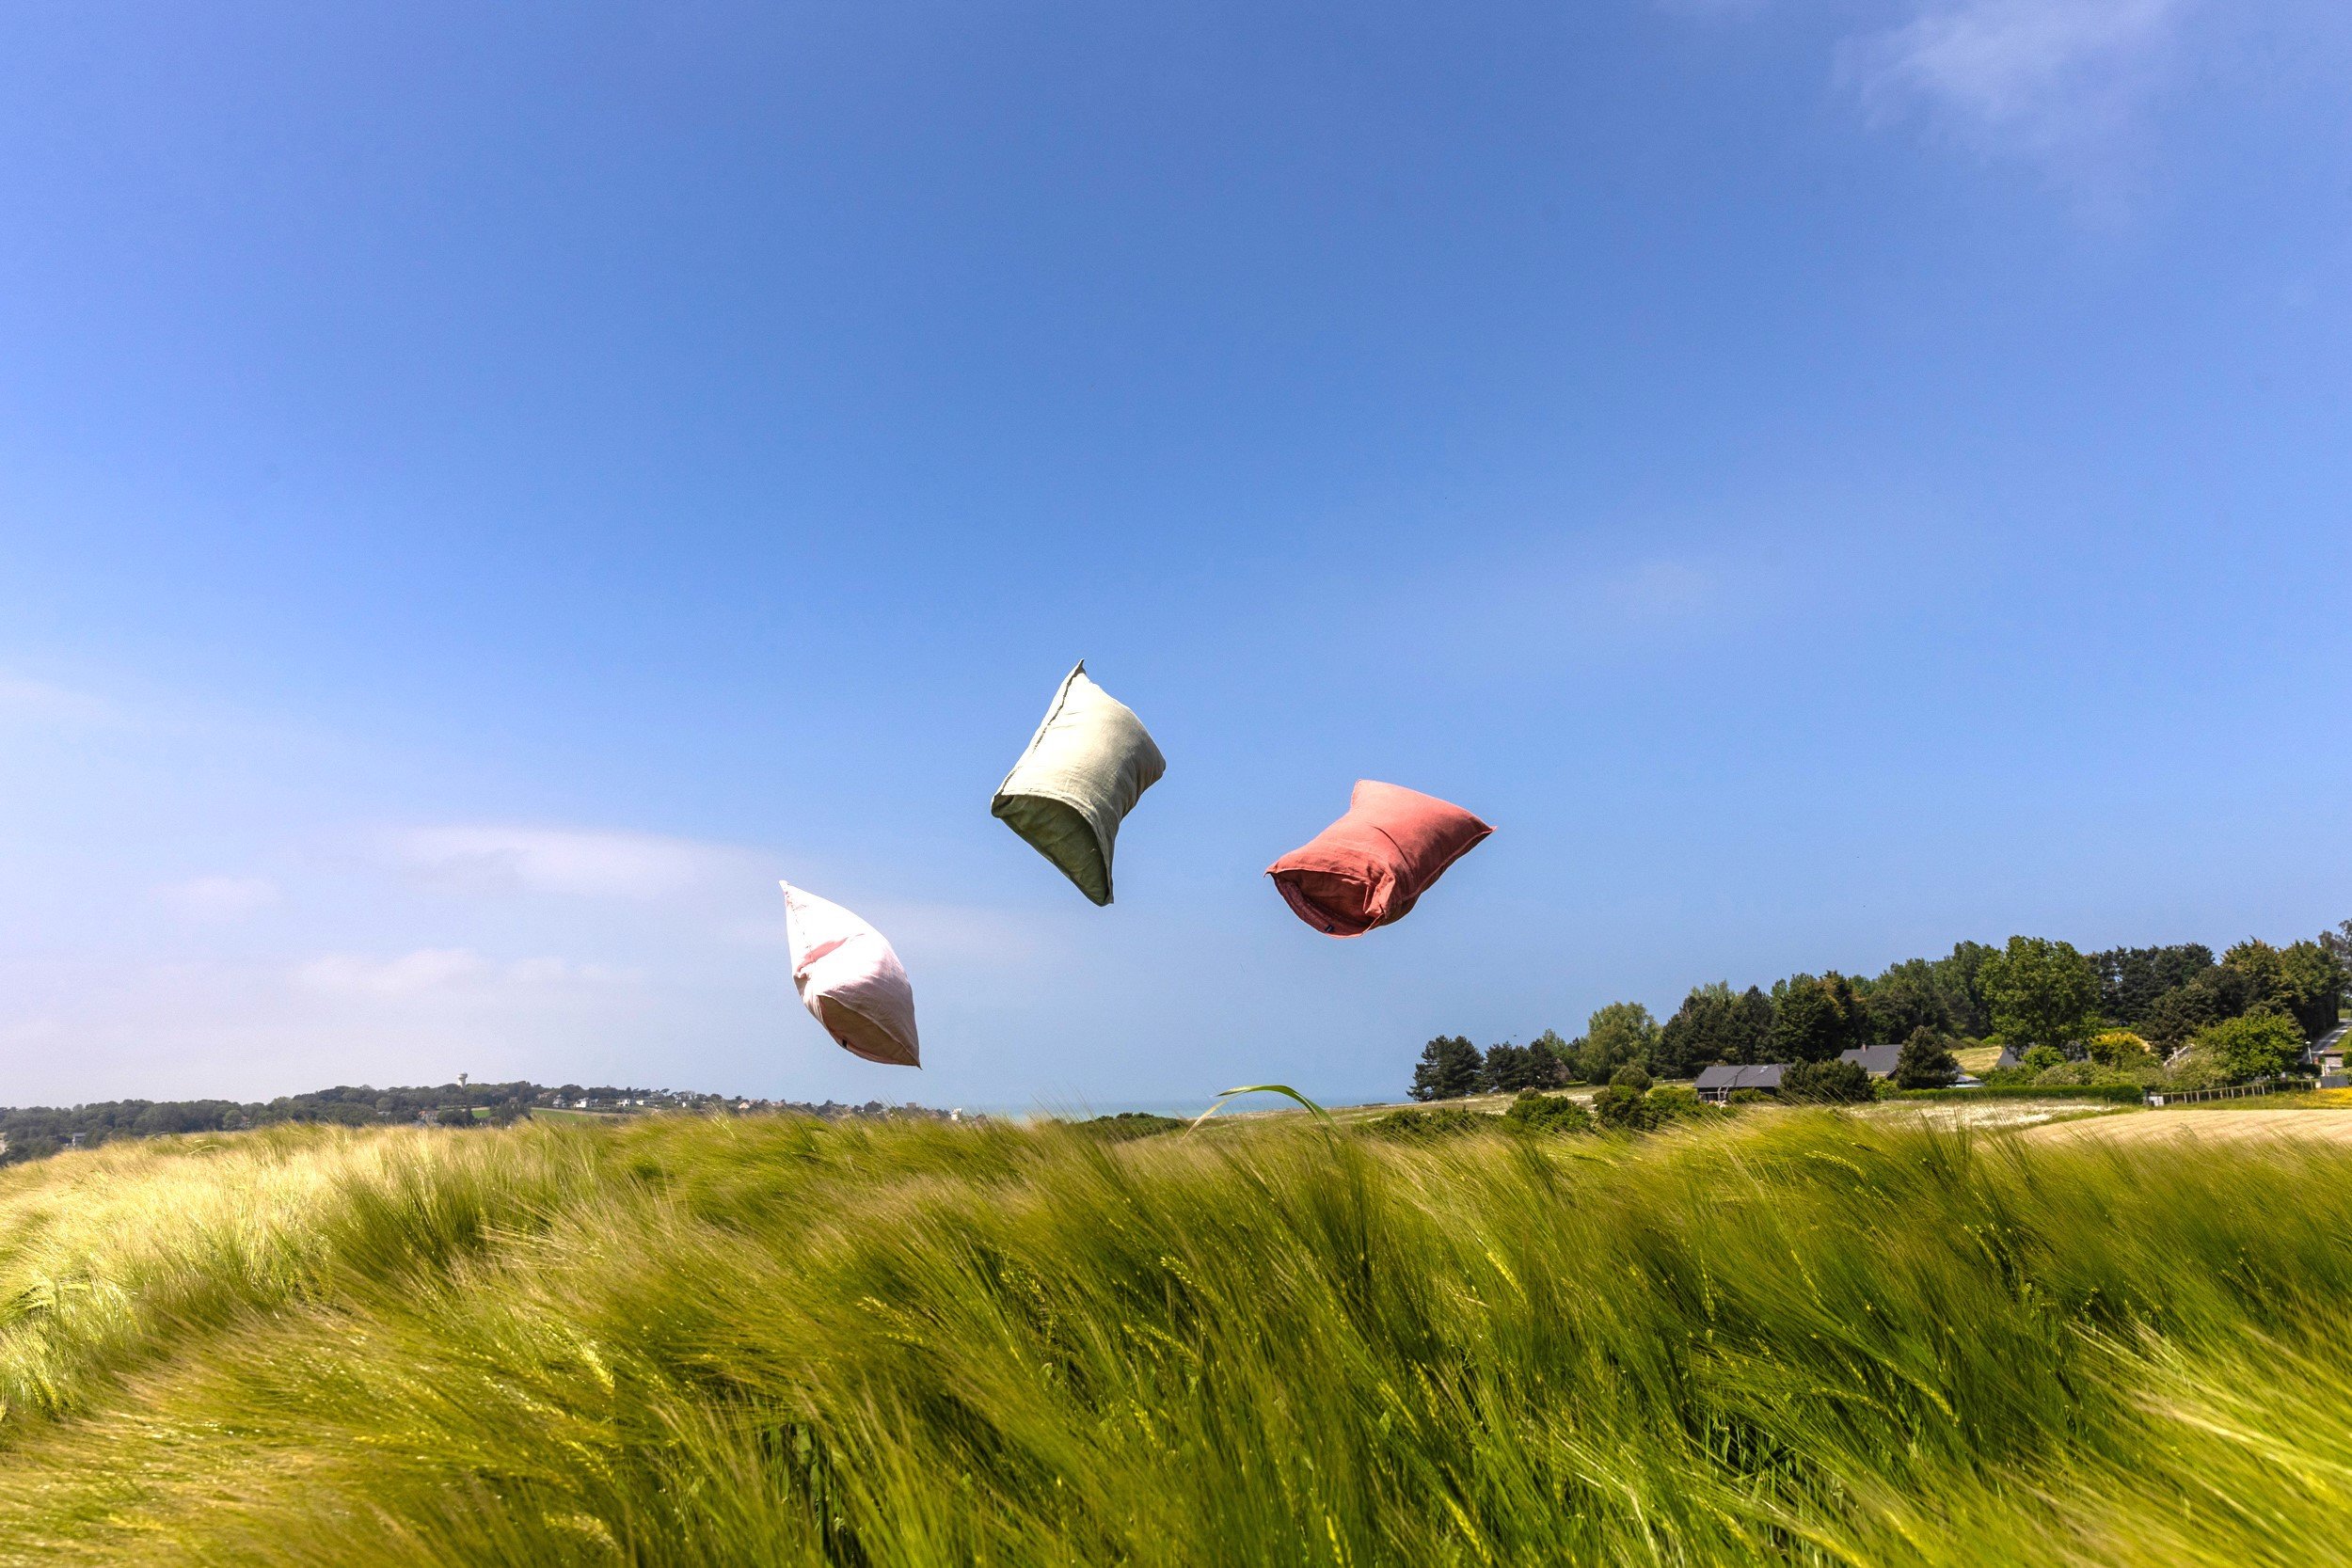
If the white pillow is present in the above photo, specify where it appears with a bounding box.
[781,881,920,1068]
[991,661,1166,905]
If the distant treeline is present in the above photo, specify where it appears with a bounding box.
[1412,922,2352,1100]
[0,1081,953,1166]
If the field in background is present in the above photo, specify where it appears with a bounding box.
[1953,1044,2007,1075]
[525,1105,628,1123]
[3,1112,2350,1565]
[2028,1107,2352,1146]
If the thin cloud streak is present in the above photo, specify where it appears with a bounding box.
[0,673,126,728]
[1842,0,2188,160]
[295,948,491,995]
[294,948,642,995]
[155,875,282,921]
[396,824,756,900]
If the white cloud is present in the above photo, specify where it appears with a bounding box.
[1843,0,2187,161]
[297,948,491,995]
[396,824,752,899]
[155,875,281,921]
[505,956,642,986]
[0,673,123,727]
[295,948,640,996]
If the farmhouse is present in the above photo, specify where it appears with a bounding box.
[1694,1063,1787,1103]
[1837,1044,1903,1080]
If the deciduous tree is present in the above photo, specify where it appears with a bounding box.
[2192,1013,2302,1084]
[1861,961,1953,1044]
[1932,942,2000,1039]
[1978,937,2101,1053]
[1575,1003,1661,1084]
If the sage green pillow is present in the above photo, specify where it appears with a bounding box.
[992,662,1166,905]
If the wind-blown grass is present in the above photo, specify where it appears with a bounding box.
[0,1111,2348,1564]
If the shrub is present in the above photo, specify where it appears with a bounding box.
[1643,1085,1724,1126]
[2020,1044,2066,1072]
[1646,1084,1704,1117]
[2192,1013,2304,1084]
[1591,1084,1656,1132]
[2163,1049,2234,1091]
[1725,1087,1772,1104]
[1364,1107,1486,1142]
[1897,1083,2148,1104]
[1502,1092,1594,1135]
[2094,1057,2165,1089]
[2041,1060,2164,1091]
[1892,1027,1962,1089]
[2087,1029,2153,1069]
[1073,1113,1185,1142]
[1610,1064,1654,1094]
[1780,1059,1873,1104]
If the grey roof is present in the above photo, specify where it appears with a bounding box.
[1694,1063,1788,1090]
[1838,1044,1904,1077]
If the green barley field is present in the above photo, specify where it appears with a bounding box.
[1,1108,2348,1565]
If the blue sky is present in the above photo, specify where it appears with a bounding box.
[2,0,2347,1111]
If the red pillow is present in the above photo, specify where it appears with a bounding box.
[1265,781,1493,937]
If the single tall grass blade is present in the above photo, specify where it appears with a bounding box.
[1188,1084,1335,1131]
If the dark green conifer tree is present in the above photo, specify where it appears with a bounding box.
[1408,1036,1485,1101]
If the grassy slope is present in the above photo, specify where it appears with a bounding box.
[1,1116,2349,1565]
[1953,1046,2006,1076]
